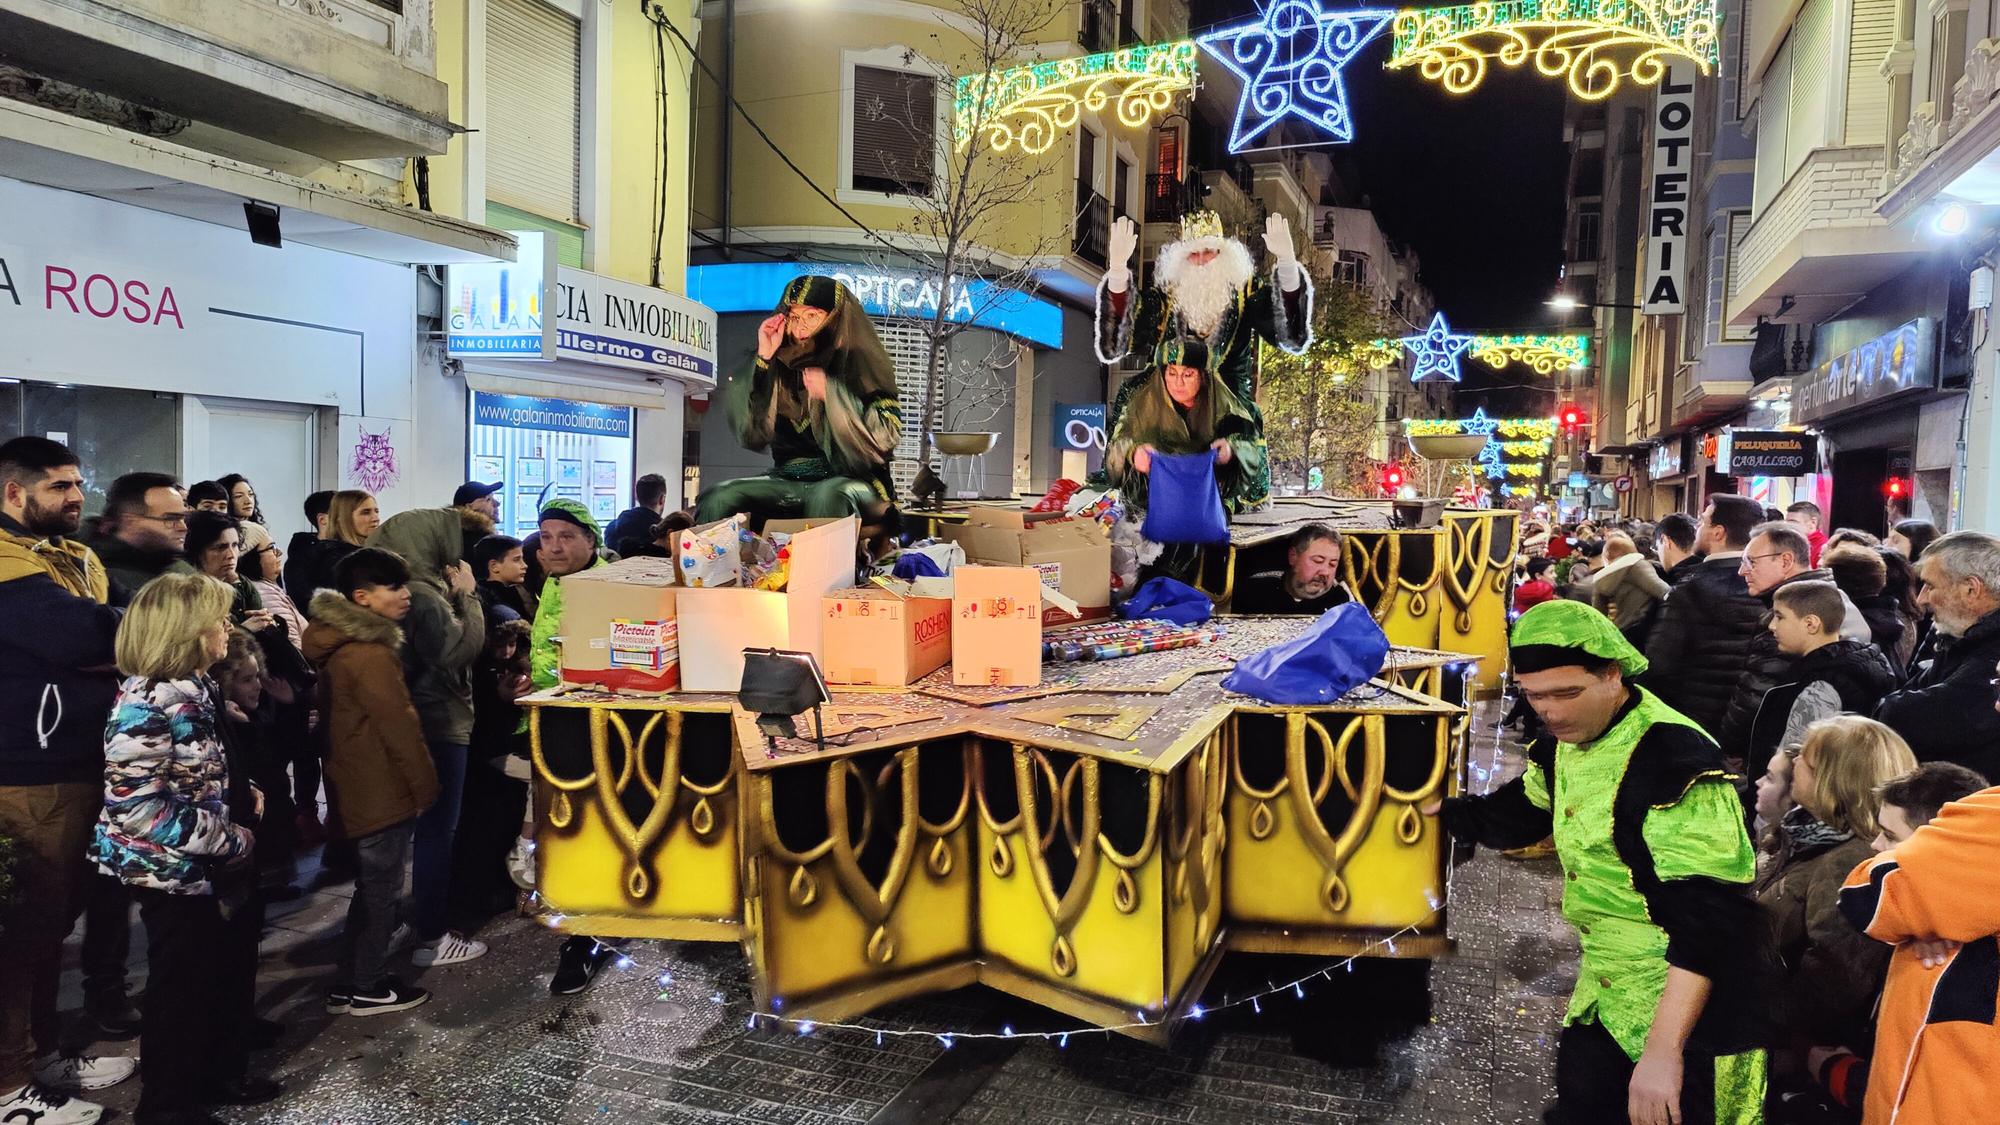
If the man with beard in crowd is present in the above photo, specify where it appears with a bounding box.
[0,437,136,1125]
[1096,210,1313,512]
[1875,530,2000,781]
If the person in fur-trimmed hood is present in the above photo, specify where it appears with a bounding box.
[1095,211,1312,512]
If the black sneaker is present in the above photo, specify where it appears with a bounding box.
[323,987,352,1014]
[550,936,613,996]
[346,977,429,1017]
[84,993,142,1041]
[202,1074,284,1106]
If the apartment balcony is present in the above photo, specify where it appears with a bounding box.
[1249,159,1311,234]
[1879,39,2000,221]
[1198,166,1259,226]
[0,0,451,162]
[1726,146,1927,328]
[1144,173,1201,223]
[1670,344,1754,428]
[1074,190,1110,268]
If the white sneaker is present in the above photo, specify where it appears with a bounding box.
[0,1082,105,1124]
[506,837,537,890]
[32,1053,136,1092]
[411,930,488,967]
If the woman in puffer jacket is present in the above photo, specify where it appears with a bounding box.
[90,572,280,1124]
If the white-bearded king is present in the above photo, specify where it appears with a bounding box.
[1095,211,1313,511]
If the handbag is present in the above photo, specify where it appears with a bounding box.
[1118,576,1213,627]
[1222,603,1390,705]
[1140,449,1229,545]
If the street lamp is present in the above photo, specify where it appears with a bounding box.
[1546,292,1643,311]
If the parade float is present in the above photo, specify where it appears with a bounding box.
[521,501,1516,1041]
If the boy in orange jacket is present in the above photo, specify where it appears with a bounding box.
[1839,779,2000,1124]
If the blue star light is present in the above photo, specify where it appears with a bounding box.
[1198,0,1395,154]
[1460,407,1498,437]
[1400,312,1474,383]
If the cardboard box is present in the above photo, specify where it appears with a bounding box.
[950,565,1046,686]
[558,556,681,692]
[820,585,953,686]
[943,509,1111,627]
[674,516,859,692]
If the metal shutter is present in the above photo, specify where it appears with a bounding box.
[1753,37,1791,212]
[1786,0,1833,172]
[487,0,581,222]
[877,320,942,496]
[852,66,935,194]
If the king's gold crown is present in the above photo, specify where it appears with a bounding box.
[1179,211,1225,241]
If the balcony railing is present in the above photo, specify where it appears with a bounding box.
[1080,0,1118,53]
[1075,191,1110,266]
[1144,173,1202,222]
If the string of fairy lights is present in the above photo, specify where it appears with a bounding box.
[516,662,1527,1052]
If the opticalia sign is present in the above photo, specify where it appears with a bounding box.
[445,231,556,358]
[684,262,1063,350]
[1792,319,1935,424]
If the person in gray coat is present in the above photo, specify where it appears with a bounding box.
[366,508,487,969]
[1590,533,1670,647]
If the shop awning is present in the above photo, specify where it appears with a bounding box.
[0,97,514,266]
[461,367,677,412]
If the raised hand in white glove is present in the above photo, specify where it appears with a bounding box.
[1265,212,1302,290]
[1105,216,1140,292]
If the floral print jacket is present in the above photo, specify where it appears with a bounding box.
[90,675,253,895]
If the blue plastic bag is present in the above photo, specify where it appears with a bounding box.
[1222,603,1389,705]
[1141,449,1229,545]
[1118,577,1213,626]
[891,552,946,580]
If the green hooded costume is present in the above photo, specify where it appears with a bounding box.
[697,275,902,524]
[1104,338,1266,515]
[1442,601,1770,1123]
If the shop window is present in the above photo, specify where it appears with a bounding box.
[487,0,583,225]
[852,65,939,196]
[467,391,635,538]
[0,382,180,519]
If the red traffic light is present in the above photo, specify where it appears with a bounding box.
[1884,477,1909,499]
[1381,464,1406,492]
[1557,403,1585,430]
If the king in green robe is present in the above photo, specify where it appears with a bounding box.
[1436,601,1772,1125]
[696,276,902,524]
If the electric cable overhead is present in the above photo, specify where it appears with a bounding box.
[647,7,906,260]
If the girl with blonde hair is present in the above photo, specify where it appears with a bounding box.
[91,573,283,1120]
[1757,715,1918,1080]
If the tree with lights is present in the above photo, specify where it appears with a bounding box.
[848,0,1074,504]
[1256,265,1395,497]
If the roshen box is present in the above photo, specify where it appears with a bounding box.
[820,585,952,686]
[674,516,858,692]
[558,556,681,692]
[942,510,1111,627]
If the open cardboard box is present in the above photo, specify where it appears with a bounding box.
[820,584,953,686]
[874,568,1080,687]
[942,509,1111,628]
[674,515,859,692]
[558,556,682,692]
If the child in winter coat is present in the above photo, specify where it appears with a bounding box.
[301,548,438,1019]
[91,573,279,1122]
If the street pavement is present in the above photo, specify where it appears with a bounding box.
[60,703,1579,1124]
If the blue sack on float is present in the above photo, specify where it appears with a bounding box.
[1222,603,1390,705]
[891,551,946,580]
[1117,576,1213,627]
[1140,449,1229,545]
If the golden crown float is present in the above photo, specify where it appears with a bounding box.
[521,502,1519,1041]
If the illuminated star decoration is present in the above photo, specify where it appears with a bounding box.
[1197,0,1395,153]
[1399,312,1474,383]
[1460,407,1498,437]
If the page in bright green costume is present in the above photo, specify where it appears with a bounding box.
[1449,601,1769,1122]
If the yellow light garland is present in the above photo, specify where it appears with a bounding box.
[954,41,1198,154]
[1386,0,1719,101]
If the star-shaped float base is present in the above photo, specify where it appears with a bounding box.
[1198,0,1395,153]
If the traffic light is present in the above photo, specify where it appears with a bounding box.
[1382,464,1406,494]
[1884,477,1910,500]
[1558,403,1585,434]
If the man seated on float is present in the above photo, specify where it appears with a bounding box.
[1104,338,1265,516]
[694,275,901,526]
[1232,523,1351,615]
